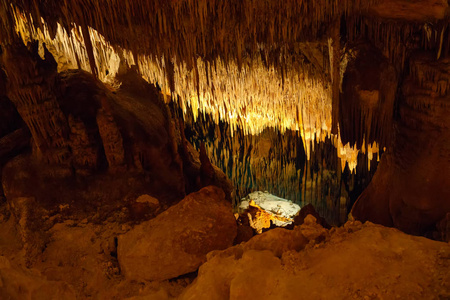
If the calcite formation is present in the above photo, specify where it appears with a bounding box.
[0,1,449,299]
[352,53,450,235]
[7,0,444,172]
[2,41,71,165]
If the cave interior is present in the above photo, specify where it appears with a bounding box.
[0,0,449,299]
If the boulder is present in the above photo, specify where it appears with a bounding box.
[135,195,160,208]
[117,186,237,281]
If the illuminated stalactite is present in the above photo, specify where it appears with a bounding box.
[11,5,430,173]
[178,102,380,225]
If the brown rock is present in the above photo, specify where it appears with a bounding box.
[68,115,99,171]
[2,41,71,166]
[243,227,308,258]
[8,196,50,265]
[117,186,237,281]
[96,107,125,168]
[436,213,450,242]
[33,221,120,298]
[208,224,310,263]
[135,194,160,208]
[0,256,76,300]
[234,225,254,244]
[352,53,450,235]
[181,223,450,300]
[294,203,331,229]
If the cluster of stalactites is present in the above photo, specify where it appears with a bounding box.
[12,7,134,87]
[6,0,383,64]
[11,8,381,173]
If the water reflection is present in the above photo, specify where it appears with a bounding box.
[177,106,379,226]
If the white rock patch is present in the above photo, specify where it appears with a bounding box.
[238,191,301,227]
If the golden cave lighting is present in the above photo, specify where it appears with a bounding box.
[12,8,379,173]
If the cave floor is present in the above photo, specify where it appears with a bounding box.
[0,197,448,300]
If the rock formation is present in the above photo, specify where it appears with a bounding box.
[117,186,237,281]
[2,41,71,165]
[352,53,450,235]
[181,220,450,300]
[0,0,448,299]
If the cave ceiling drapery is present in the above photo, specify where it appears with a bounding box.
[1,0,449,172]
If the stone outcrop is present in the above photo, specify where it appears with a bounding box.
[0,128,30,165]
[7,196,51,266]
[180,221,450,300]
[294,203,331,229]
[117,186,237,281]
[1,41,71,165]
[352,53,450,235]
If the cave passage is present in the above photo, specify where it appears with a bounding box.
[0,1,449,299]
[179,104,380,225]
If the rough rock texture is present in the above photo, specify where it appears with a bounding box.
[340,42,398,149]
[369,0,448,21]
[7,196,52,266]
[0,199,193,300]
[117,186,237,281]
[180,136,234,202]
[210,214,323,265]
[0,129,30,165]
[32,221,122,299]
[2,41,71,165]
[96,106,126,169]
[352,53,450,235]
[181,221,450,300]
[67,115,100,171]
[0,256,76,300]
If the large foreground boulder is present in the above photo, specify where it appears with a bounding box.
[117,186,237,281]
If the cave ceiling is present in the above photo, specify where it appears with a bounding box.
[1,0,449,172]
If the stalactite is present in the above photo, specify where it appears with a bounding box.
[7,1,438,174]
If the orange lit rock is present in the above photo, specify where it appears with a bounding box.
[0,256,76,300]
[181,222,450,300]
[117,186,237,281]
[369,0,448,21]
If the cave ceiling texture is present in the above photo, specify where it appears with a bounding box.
[0,0,449,298]
[7,0,450,227]
[0,0,448,228]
